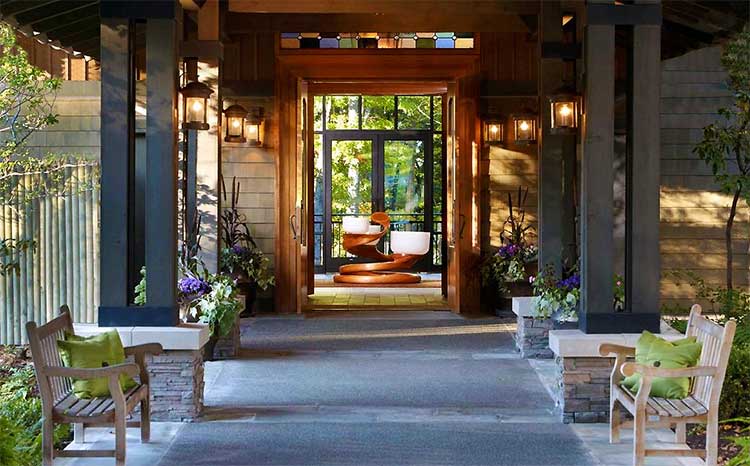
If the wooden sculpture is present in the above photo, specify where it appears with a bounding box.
[333,212,428,285]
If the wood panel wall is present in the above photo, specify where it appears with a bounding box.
[480,32,539,250]
[659,45,740,310]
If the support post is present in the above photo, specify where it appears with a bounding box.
[99,18,133,309]
[538,0,565,276]
[579,10,615,333]
[145,18,179,318]
[626,1,661,326]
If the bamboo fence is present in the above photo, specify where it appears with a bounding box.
[1,164,99,345]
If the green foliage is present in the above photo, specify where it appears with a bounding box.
[220,246,274,291]
[196,275,243,338]
[133,266,147,306]
[532,265,580,322]
[723,418,750,466]
[721,344,750,420]
[669,270,750,324]
[0,238,34,276]
[0,365,70,466]
[693,26,750,290]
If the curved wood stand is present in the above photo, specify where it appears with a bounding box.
[333,212,424,285]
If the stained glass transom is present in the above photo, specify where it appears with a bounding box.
[280,32,474,49]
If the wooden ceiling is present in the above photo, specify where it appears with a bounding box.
[0,0,746,60]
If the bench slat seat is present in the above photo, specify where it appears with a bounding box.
[53,384,148,424]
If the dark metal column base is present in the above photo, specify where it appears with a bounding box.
[99,306,179,327]
[579,312,661,334]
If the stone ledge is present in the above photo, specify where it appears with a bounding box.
[74,323,210,350]
[512,297,538,317]
[549,320,682,357]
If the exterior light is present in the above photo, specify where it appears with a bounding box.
[483,119,504,145]
[549,90,580,135]
[223,104,248,143]
[180,81,213,130]
[246,106,265,147]
[511,113,537,145]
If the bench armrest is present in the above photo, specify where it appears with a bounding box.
[124,343,163,357]
[621,363,717,379]
[599,343,636,357]
[43,362,140,380]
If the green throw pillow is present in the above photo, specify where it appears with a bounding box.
[57,330,137,399]
[621,331,702,399]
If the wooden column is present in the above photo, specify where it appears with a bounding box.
[99,18,133,309]
[538,0,565,275]
[579,8,615,333]
[145,18,179,318]
[626,2,661,323]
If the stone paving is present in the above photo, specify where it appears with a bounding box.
[60,311,702,466]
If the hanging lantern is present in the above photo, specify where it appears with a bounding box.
[180,81,213,130]
[246,107,265,147]
[483,119,504,145]
[223,104,248,143]
[549,90,580,134]
[511,113,537,145]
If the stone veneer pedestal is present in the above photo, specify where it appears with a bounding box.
[74,323,210,421]
[549,323,682,423]
[512,297,553,359]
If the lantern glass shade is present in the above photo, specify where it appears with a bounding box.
[483,120,504,145]
[224,104,248,143]
[549,95,579,133]
[246,107,265,147]
[180,81,213,130]
[512,116,537,144]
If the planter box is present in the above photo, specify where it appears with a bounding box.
[511,297,554,359]
[212,295,244,359]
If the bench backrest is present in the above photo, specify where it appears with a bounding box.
[685,304,736,409]
[26,306,75,407]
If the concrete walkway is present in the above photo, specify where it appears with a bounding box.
[61,312,701,466]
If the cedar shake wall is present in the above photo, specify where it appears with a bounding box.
[659,46,739,310]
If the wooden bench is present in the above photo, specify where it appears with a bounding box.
[26,306,163,466]
[599,304,736,466]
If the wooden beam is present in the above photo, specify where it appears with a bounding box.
[579,11,615,333]
[626,8,661,324]
[99,18,133,308]
[538,0,565,276]
[145,18,179,315]
[586,3,661,25]
[225,12,531,33]
[198,0,219,40]
[228,0,538,15]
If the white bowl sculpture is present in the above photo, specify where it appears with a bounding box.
[367,225,381,245]
[342,216,370,234]
[390,231,430,256]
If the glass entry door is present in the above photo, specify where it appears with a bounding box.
[323,133,434,271]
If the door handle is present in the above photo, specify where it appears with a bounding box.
[290,214,298,240]
[459,214,467,239]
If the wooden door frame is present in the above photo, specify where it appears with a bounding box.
[275,51,481,314]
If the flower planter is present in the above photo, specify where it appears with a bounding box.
[211,295,244,360]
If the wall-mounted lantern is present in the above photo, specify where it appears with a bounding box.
[246,106,265,147]
[549,91,580,134]
[180,81,213,130]
[223,104,248,143]
[511,113,537,145]
[483,119,504,145]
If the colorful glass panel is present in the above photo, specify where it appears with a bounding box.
[279,32,474,49]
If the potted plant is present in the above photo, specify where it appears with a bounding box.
[531,265,580,329]
[480,186,538,313]
[531,266,626,328]
[193,273,243,360]
[220,176,274,316]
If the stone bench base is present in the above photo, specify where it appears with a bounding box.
[75,322,209,422]
[515,316,554,359]
[549,324,682,423]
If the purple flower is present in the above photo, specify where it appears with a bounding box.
[178,276,211,297]
[558,274,580,290]
[231,245,248,255]
[498,243,522,258]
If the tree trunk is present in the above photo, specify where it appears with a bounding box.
[726,186,741,290]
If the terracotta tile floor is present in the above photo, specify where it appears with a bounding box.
[306,287,449,310]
